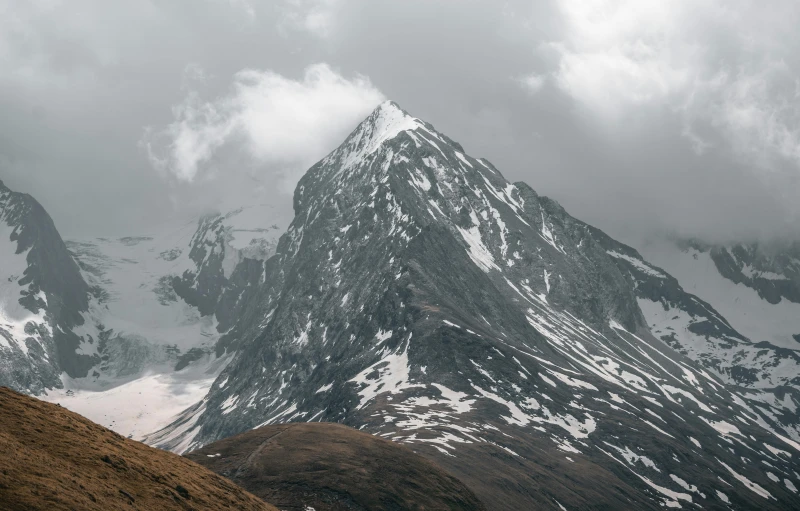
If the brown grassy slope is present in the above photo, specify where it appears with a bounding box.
[0,387,277,511]
[186,422,487,511]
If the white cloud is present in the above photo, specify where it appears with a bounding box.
[279,0,342,38]
[143,63,385,183]
[550,0,696,115]
[546,0,800,172]
[181,63,212,90]
[521,73,546,93]
[706,64,800,167]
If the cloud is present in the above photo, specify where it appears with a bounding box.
[181,63,212,90]
[278,0,342,38]
[549,0,695,116]
[705,64,800,169]
[224,0,256,20]
[547,0,800,174]
[143,63,385,183]
[521,74,546,94]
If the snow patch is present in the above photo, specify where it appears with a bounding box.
[606,250,666,278]
[348,334,422,410]
[718,460,773,499]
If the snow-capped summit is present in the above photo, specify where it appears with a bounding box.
[313,101,421,177]
[349,101,422,153]
[149,104,800,509]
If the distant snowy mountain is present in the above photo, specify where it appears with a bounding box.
[67,203,286,376]
[641,238,800,351]
[42,203,288,437]
[0,182,287,437]
[148,102,799,510]
[0,179,94,393]
[590,232,800,457]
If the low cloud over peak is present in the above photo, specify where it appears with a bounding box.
[142,63,385,185]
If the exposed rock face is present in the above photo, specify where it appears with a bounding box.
[696,241,800,305]
[171,207,283,323]
[0,180,95,393]
[635,237,800,444]
[0,386,277,511]
[0,181,288,439]
[186,422,487,511]
[152,102,800,510]
[41,204,287,439]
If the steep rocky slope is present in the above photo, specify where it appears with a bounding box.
[41,203,288,439]
[0,177,288,439]
[627,237,800,442]
[151,102,800,509]
[0,386,276,511]
[186,422,487,511]
[641,238,800,351]
[0,180,95,393]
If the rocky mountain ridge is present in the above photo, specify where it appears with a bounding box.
[683,240,800,306]
[0,179,94,392]
[0,178,287,436]
[148,102,800,509]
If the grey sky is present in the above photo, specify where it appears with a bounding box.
[2,0,799,245]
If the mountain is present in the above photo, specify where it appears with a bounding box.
[0,180,95,393]
[150,102,800,509]
[62,202,287,376]
[40,203,288,438]
[0,386,276,511]
[0,178,287,438]
[633,237,800,442]
[186,422,487,511]
[641,238,800,351]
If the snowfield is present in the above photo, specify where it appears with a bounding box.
[640,238,800,350]
[41,355,230,440]
[43,203,287,439]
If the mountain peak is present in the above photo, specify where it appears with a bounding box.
[372,99,407,117]
[295,100,429,209]
[314,99,466,181]
[349,100,423,159]
[295,99,479,215]
[363,100,467,157]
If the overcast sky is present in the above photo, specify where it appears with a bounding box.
[2,0,800,246]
